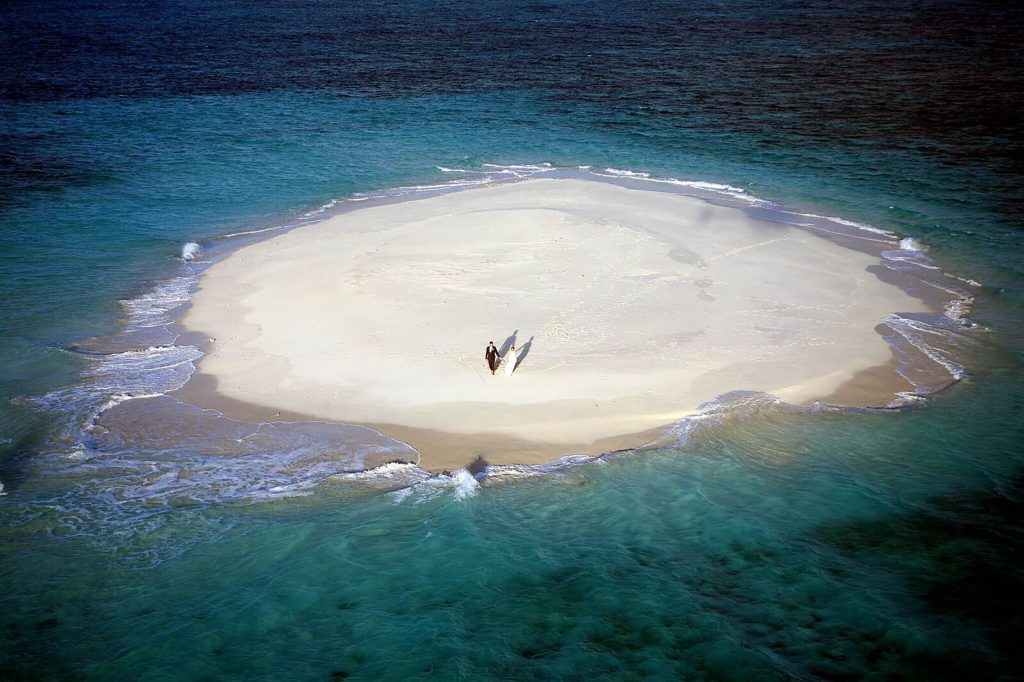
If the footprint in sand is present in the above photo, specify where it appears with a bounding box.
[669,248,707,269]
[694,278,715,302]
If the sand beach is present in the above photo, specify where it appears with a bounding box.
[175,178,931,470]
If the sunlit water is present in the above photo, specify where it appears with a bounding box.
[2,0,1022,678]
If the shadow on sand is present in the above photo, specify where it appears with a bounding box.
[514,335,534,371]
[499,330,518,357]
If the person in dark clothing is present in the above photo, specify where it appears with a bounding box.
[485,342,500,375]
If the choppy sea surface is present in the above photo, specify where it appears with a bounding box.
[2,1,1022,679]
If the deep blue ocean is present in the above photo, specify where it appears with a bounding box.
[2,1,1023,679]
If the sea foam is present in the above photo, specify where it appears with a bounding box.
[899,236,927,252]
[181,242,201,261]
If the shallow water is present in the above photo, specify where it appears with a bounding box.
[2,0,1023,678]
[5,381,1023,679]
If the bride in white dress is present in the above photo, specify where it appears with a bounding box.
[503,345,518,376]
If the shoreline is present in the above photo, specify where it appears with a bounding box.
[171,173,959,473]
[171,347,917,474]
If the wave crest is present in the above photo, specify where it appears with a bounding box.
[181,242,201,261]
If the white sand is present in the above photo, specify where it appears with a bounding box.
[179,178,929,467]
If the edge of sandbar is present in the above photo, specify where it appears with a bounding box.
[170,173,959,473]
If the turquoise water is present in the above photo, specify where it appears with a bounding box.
[5,382,1022,679]
[3,1,1023,678]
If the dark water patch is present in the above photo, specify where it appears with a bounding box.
[4,1,1022,176]
[0,149,122,209]
[0,437,37,494]
[810,471,1024,678]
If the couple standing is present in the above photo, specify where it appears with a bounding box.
[485,341,517,376]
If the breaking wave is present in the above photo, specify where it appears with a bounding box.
[181,241,201,261]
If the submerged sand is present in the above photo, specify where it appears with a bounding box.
[177,178,930,470]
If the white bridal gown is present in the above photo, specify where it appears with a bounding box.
[504,348,518,376]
